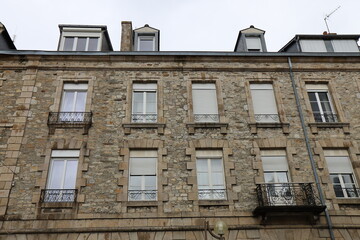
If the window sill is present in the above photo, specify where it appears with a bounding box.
[198,200,229,206]
[249,122,290,134]
[308,122,350,134]
[40,202,76,208]
[122,123,166,135]
[186,122,228,134]
[336,198,360,205]
[125,201,159,207]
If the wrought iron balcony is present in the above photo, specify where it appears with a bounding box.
[254,114,280,123]
[194,114,219,123]
[334,186,360,198]
[128,190,157,201]
[253,183,325,217]
[47,112,92,133]
[313,113,338,123]
[40,189,77,203]
[131,114,157,123]
[198,189,227,200]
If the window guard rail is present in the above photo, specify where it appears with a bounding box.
[40,189,78,203]
[48,112,92,125]
[255,183,321,207]
[313,113,338,123]
[131,114,157,123]
[198,189,227,200]
[194,114,219,123]
[128,190,157,201]
[254,114,280,122]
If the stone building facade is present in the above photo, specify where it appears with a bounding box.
[0,22,359,239]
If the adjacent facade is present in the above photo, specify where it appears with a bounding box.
[0,22,360,239]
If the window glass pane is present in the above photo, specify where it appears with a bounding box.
[88,37,98,51]
[75,91,87,112]
[334,185,344,197]
[332,40,359,52]
[310,102,320,113]
[146,92,157,113]
[300,40,327,52]
[63,160,78,189]
[342,174,355,184]
[196,159,208,172]
[144,176,156,190]
[133,92,144,113]
[197,173,209,186]
[246,37,262,51]
[139,38,154,51]
[276,172,289,183]
[61,91,75,112]
[63,37,74,51]
[129,176,141,190]
[211,159,222,172]
[48,160,65,189]
[76,37,87,51]
[308,92,317,102]
[212,173,224,186]
[330,174,340,184]
[264,172,276,183]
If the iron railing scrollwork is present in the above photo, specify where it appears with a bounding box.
[255,183,321,207]
[128,190,157,201]
[313,113,338,123]
[47,112,92,134]
[198,189,227,200]
[194,114,219,123]
[40,189,77,203]
[254,114,280,122]
[131,114,157,123]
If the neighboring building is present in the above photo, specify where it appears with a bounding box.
[0,22,16,50]
[0,22,360,240]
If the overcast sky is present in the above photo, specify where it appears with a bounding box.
[2,0,359,52]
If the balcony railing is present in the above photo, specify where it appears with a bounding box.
[47,112,92,133]
[254,114,280,123]
[313,113,338,123]
[255,183,321,207]
[194,114,219,123]
[198,189,227,200]
[131,114,157,123]
[334,186,360,198]
[128,190,157,201]
[40,189,77,203]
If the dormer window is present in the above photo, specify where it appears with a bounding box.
[138,35,155,51]
[246,36,262,52]
[63,37,99,51]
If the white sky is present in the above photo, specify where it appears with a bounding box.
[2,0,359,52]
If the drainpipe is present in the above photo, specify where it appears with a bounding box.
[287,57,335,240]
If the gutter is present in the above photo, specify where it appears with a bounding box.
[287,57,335,240]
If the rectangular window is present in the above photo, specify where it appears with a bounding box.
[325,150,359,198]
[138,36,155,51]
[192,83,219,123]
[261,150,293,205]
[300,40,327,52]
[246,37,262,52]
[306,84,337,122]
[44,150,79,202]
[60,83,88,121]
[132,83,157,123]
[63,37,99,51]
[250,84,279,123]
[196,150,226,200]
[129,151,157,201]
[332,40,359,52]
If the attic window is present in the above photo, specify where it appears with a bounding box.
[63,37,99,51]
[138,35,155,51]
[246,37,262,52]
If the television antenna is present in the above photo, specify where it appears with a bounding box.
[324,6,341,33]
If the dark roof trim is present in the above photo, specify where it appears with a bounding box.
[0,50,359,57]
[0,22,16,50]
[133,24,160,32]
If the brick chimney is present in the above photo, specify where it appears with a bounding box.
[121,21,133,51]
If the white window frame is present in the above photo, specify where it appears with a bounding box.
[325,150,359,198]
[128,151,157,201]
[192,83,219,123]
[137,36,155,51]
[131,83,157,123]
[196,150,226,200]
[60,28,102,51]
[250,84,279,123]
[306,84,337,123]
[60,83,88,122]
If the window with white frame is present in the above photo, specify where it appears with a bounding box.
[300,40,327,52]
[60,83,88,121]
[44,150,79,202]
[192,83,219,123]
[261,150,293,205]
[325,150,359,198]
[62,37,99,51]
[250,84,279,123]
[306,84,337,122]
[196,150,226,200]
[137,35,155,51]
[246,36,262,52]
[331,40,359,52]
[128,151,157,201]
[132,83,157,123]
